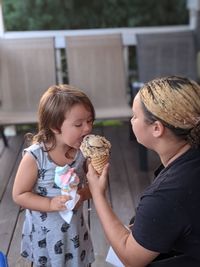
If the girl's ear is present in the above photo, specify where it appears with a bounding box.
[51,128,60,134]
[152,120,165,138]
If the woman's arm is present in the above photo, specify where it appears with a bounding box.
[86,163,159,267]
[12,153,70,212]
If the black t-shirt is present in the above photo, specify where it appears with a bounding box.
[132,148,200,261]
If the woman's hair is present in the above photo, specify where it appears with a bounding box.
[27,84,95,150]
[139,76,200,148]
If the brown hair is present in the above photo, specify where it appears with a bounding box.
[28,84,95,150]
[139,76,200,147]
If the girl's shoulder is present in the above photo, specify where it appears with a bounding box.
[23,143,46,163]
[23,143,52,170]
[24,142,43,154]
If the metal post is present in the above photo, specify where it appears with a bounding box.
[0,0,4,36]
[187,0,200,29]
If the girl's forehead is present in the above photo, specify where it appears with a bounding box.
[65,104,92,119]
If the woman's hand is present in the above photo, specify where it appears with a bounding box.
[86,161,109,197]
[50,195,71,211]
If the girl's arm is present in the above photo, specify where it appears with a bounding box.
[12,153,70,212]
[86,163,159,267]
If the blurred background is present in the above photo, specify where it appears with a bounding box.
[3,0,188,31]
[0,1,200,266]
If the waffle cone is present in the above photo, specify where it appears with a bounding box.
[91,155,109,174]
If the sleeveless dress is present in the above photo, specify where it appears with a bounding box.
[21,143,94,267]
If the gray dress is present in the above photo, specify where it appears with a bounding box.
[21,143,94,267]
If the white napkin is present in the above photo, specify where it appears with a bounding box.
[59,188,80,223]
[106,246,124,267]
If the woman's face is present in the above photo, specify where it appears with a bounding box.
[56,103,93,149]
[131,93,154,148]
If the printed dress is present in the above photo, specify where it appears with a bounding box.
[21,143,94,267]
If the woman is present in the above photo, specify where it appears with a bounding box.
[86,76,200,267]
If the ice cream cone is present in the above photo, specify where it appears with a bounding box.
[80,134,111,174]
[91,154,109,174]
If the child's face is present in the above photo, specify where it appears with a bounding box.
[58,103,93,148]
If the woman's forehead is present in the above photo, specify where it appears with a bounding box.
[132,93,141,110]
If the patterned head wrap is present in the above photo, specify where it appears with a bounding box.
[139,76,200,146]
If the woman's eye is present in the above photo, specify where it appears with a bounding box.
[75,124,82,127]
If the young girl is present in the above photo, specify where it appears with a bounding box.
[12,84,95,267]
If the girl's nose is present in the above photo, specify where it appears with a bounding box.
[84,122,92,134]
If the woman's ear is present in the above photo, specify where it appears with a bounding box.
[152,120,165,138]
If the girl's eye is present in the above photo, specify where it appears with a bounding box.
[75,118,93,127]
[87,119,93,124]
[75,124,82,127]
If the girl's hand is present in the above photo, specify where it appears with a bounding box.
[49,195,71,211]
[86,161,109,196]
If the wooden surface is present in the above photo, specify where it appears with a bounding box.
[0,122,160,267]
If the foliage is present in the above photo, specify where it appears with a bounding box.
[2,0,188,31]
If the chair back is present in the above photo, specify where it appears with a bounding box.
[136,30,198,83]
[65,34,132,120]
[0,37,56,125]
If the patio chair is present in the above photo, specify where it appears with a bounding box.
[130,30,198,171]
[136,30,198,83]
[0,37,56,146]
[65,33,132,120]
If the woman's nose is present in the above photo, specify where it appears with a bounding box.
[130,117,134,125]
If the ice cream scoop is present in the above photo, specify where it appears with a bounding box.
[80,134,111,174]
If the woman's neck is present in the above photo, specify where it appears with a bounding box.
[161,142,191,167]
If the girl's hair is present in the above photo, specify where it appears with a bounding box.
[28,84,95,150]
[139,76,200,148]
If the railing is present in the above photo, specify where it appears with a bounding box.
[0,24,193,84]
[0,0,200,83]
